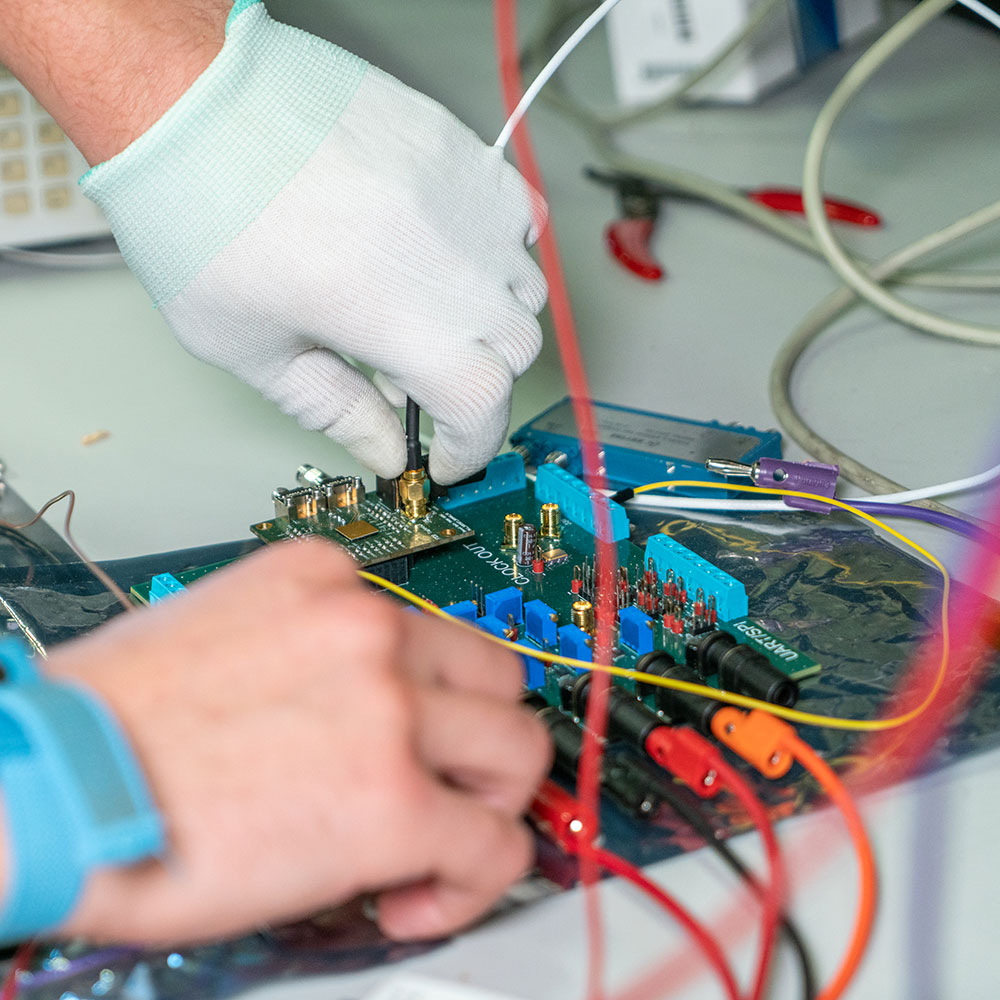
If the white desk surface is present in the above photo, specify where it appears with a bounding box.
[2,3,1000,997]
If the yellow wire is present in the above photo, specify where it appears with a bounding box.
[360,480,951,733]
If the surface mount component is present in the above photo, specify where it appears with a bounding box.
[252,467,474,568]
[334,520,378,542]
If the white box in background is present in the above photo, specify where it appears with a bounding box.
[607,0,884,106]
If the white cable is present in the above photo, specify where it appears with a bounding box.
[613,493,789,513]
[956,0,1000,32]
[859,461,1000,503]
[494,0,623,149]
[513,0,1000,290]
[0,244,123,270]
[582,455,1000,514]
[525,0,786,131]
[802,0,1000,345]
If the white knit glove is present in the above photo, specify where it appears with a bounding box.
[81,0,546,483]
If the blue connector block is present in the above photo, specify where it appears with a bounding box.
[558,624,592,672]
[644,533,748,622]
[619,606,655,655]
[517,641,546,690]
[438,452,527,509]
[149,573,186,604]
[441,600,479,623]
[476,614,512,641]
[484,586,523,626]
[535,464,630,543]
[524,599,558,649]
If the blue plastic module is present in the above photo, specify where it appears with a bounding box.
[149,573,186,604]
[484,587,523,624]
[557,624,593,669]
[512,398,781,495]
[438,452,526,510]
[439,600,478,623]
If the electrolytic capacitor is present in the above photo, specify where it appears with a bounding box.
[516,523,537,567]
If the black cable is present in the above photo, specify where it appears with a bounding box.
[405,397,422,471]
[0,524,60,563]
[0,524,63,579]
[646,762,817,1000]
[530,693,816,999]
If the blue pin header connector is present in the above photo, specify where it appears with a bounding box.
[438,453,526,510]
[644,534,748,623]
[149,573,186,604]
[535,464,629,543]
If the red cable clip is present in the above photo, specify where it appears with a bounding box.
[605,218,664,282]
[644,725,724,799]
[529,780,596,853]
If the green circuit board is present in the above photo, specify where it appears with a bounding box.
[250,498,475,566]
[132,464,819,695]
[398,489,820,685]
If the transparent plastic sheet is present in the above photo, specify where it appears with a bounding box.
[1,511,997,999]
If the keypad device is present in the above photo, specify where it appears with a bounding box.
[0,67,111,248]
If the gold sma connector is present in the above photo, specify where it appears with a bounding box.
[571,599,594,633]
[503,512,524,548]
[399,467,428,520]
[540,502,561,538]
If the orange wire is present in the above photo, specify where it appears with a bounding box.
[788,735,877,1000]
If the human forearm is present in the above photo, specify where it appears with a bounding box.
[0,0,229,163]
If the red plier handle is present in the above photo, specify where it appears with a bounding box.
[746,187,881,227]
[605,217,663,282]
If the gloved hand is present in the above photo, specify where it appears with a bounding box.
[81,0,547,484]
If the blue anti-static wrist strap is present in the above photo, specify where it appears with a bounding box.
[0,639,165,942]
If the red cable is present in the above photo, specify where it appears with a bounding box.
[1,941,36,1000]
[644,725,787,1000]
[592,847,741,1000]
[493,5,619,996]
[711,757,785,1000]
[532,785,742,1000]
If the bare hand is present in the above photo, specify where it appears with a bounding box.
[46,539,551,945]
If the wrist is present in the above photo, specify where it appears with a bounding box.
[80,2,368,307]
[0,0,230,164]
[0,639,164,943]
